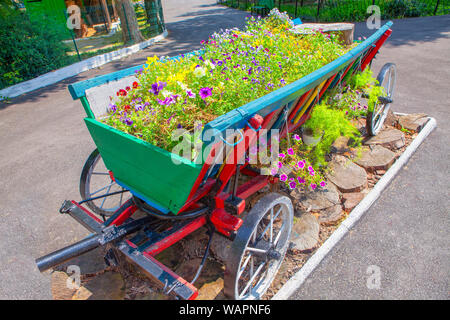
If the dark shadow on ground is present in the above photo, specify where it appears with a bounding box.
[354,15,450,46]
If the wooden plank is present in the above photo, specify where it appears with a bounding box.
[292,23,355,45]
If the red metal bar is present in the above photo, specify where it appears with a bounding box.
[143,216,207,257]
[108,203,138,226]
[361,29,392,71]
[236,175,269,200]
[71,200,103,224]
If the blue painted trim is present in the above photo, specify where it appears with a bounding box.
[292,18,302,25]
[115,178,171,214]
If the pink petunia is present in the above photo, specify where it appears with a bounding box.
[289,181,297,189]
[308,166,314,172]
[293,134,301,141]
[320,181,326,187]
[309,170,315,176]
[280,174,288,182]
[271,168,278,175]
[297,177,305,184]
[277,161,283,169]
[310,183,317,190]
[279,153,286,158]
[287,148,294,155]
[297,161,305,169]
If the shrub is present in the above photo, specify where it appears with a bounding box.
[0,6,71,89]
[303,102,361,166]
[382,0,430,19]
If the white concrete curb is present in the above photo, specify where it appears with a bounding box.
[0,30,168,100]
[272,116,437,300]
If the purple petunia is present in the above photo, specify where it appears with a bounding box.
[149,81,166,95]
[297,177,305,184]
[289,181,297,189]
[186,90,196,98]
[199,87,213,100]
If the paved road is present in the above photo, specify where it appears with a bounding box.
[0,0,247,300]
[0,1,448,299]
[290,15,450,300]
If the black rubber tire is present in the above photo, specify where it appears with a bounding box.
[367,63,397,136]
[224,193,293,300]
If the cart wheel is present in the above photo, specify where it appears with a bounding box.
[224,193,293,300]
[367,63,396,136]
[79,149,127,216]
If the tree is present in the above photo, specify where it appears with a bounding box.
[143,0,165,36]
[116,0,144,44]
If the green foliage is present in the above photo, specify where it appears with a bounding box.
[382,0,430,19]
[304,102,361,166]
[349,67,376,89]
[0,9,71,89]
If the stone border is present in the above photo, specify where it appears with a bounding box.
[272,115,437,300]
[0,30,168,100]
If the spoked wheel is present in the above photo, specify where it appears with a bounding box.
[367,63,396,136]
[224,193,293,300]
[79,149,128,216]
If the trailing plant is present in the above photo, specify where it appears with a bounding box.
[303,101,361,166]
[269,133,327,192]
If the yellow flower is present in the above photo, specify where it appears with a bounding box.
[143,55,159,70]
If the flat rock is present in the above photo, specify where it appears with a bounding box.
[83,271,125,300]
[72,286,93,300]
[354,145,396,171]
[327,155,367,193]
[398,113,428,132]
[197,278,224,300]
[318,204,345,225]
[175,258,224,300]
[210,234,232,263]
[291,182,340,211]
[364,128,405,149]
[290,213,320,251]
[51,271,78,300]
[331,136,350,154]
[385,108,399,127]
[342,192,365,211]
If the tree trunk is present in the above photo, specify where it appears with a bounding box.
[144,0,165,36]
[116,0,144,44]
